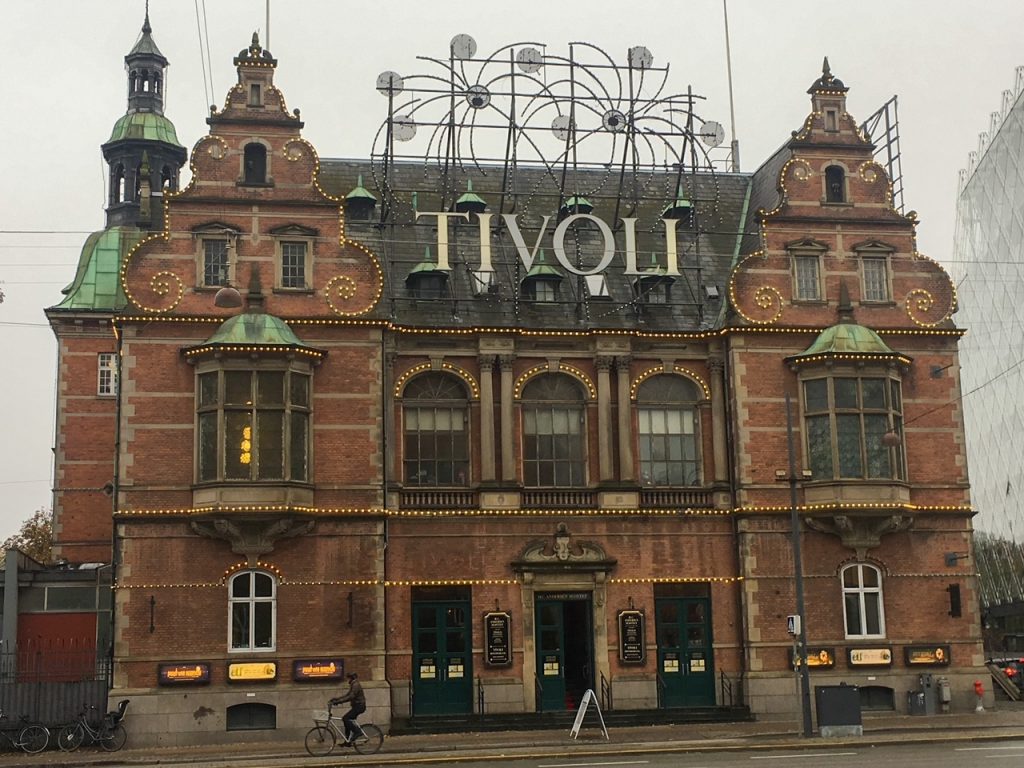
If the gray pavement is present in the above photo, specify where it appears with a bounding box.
[8,704,1024,767]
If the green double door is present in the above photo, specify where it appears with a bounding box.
[412,600,472,715]
[535,594,593,712]
[656,596,715,707]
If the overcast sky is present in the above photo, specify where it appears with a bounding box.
[0,0,1019,542]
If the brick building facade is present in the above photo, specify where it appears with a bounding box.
[43,19,981,745]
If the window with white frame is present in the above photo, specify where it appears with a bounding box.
[97,353,118,397]
[637,375,701,486]
[229,570,276,651]
[203,239,230,287]
[861,255,890,302]
[842,563,885,638]
[280,242,308,289]
[794,255,822,301]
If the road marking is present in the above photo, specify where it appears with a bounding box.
[750,753,858,760]
[538,762,650,768]
[987,755,1024,759]
[957,745,1024,751]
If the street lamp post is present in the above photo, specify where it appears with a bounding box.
[781,391,814,737]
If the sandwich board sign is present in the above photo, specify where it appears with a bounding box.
[569,688,609,740]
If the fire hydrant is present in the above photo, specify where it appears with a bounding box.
[974,679,985,712]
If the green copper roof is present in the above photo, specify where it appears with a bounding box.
[186,312,324,358]
[407,247,448,278]
[525,250,562,279]
[52,226,142,311]
[107,111,184,147]
[788,322,910,365]
[561,195,593,211]
[662,184,693,218]
[346,174,377,202]
[456,179,487,208]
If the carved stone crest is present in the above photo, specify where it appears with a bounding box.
[190,516,314,563]
[805,513,913,560]
[512,523,616,575]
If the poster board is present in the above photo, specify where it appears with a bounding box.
[569,688,609,740]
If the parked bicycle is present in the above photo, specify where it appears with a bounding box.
[57,699,129,752]
[304,704,383,756]
[0,710,49,754]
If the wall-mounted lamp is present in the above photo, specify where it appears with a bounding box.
[944,552,970,567]
[214,284,243,308]
[931,363,955,379]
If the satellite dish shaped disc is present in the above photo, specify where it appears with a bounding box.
[628,46,653,70]
[516,47,544,73]
[450,33,478,60]
[376,71,404,96]
[466,85,491,109]
[551,114,573,141]
[392,114,417,142]
[700,120,725,147]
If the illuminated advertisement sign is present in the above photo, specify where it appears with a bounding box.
[847,647,893,667]
[228,662,277,682]
[904,646,951,666]
[293,659,345,681]
[158,663,211,685]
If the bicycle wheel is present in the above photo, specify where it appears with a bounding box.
[304,725,335,757]
[18,725,48,754]
[57,723,85,752]
[100,723,127,752]
[352,723,383,755]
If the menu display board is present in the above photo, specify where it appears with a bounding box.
[618,610,646,664]
[484,612,512,667]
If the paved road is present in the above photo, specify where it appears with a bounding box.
[70,738,1024,768]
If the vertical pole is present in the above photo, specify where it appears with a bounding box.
[265,0,270,50]
[722,0,740,171]
[785,392,813,737]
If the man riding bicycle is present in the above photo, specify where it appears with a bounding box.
[329,671,366,744]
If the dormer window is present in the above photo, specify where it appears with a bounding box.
[243,143,267,185]
[825,165,846,203]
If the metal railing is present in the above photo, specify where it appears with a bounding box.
[399,489,478,509]
[655,673,667,709]
[0,650,111,727]
[522,489,597,509]
[534,675,544,713]
[640,488,715,509]
[718,670,744,707]
[407,682,414,718]
[476,676,484,715]
[600,671,613,711]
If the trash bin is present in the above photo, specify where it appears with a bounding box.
[814,683,862,737]
[907,689,927,715]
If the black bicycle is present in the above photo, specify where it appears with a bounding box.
[0,711,49,754]
[57,699,129,752]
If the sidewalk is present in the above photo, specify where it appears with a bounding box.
[8,706,1024,767]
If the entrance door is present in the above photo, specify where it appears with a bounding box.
[412,600,472,715]
[655,596,715,707]
[535,594,593,711]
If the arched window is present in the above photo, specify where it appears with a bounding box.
[112,165,125,204]
[636,375,701,486]
[133,164,143,201]
[229,570,276,651]
[161,165,175,192]
[521,373,586,487]
[402,372,469,486]
[825,165,845,203]
[244,143,267,184]
[841,563,885,639]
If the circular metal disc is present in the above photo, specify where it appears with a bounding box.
[700,120,725,147]
[628,46,653,70]
[602,109,627,132]
[376,71,404,96]
[551,114,573,141]
[392,114,417,142]
[516,47,543,73]
[450,34,478,60]
[466,85,491,109]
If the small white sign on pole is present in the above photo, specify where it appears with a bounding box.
[568,688,609,740]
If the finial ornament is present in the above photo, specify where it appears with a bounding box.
[142,0,152,33]
[822,56,831,78]
[251,31,261,50]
